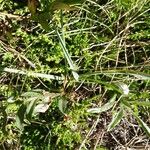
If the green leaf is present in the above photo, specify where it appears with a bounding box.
[129,101,150,107]
[133,113,150,137]
[87,94,117,113]
[80,70,150,80]
[26,97,38,121]
[121,99,132,109]
[78,77,127,94]
[21,91,43,98]
[58,98,68,114]
[16,104,27,130]
[109,94,117,103]
[56,29,79,81]
[107,108,124,131]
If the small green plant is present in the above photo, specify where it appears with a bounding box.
[0,0,150,149]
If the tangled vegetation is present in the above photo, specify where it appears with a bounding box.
[0,0,150,149]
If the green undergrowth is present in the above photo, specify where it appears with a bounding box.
[0,0,150,149]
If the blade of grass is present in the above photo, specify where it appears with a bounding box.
[80,70,150,80]
[56,29,79,81]
[1,67,64,80]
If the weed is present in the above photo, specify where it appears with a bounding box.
[0,0,150,149]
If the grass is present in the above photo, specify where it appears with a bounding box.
[0,0,150,149]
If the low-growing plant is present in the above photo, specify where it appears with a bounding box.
[0,0,150,149]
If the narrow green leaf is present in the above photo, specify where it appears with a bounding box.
[80,70,150,80]
[56,30,79,81]
[2,67,64,81]
[121,99,132,109]
[133,113,150,137]
[87,94,117,113]
[107,108,124,131]
[78,78,127,94]
[16,104,27,130]
[26,97,38,121]
[109,94,117,102]
[129,101,150,107]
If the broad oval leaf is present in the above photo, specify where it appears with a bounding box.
[58,98,68,114]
